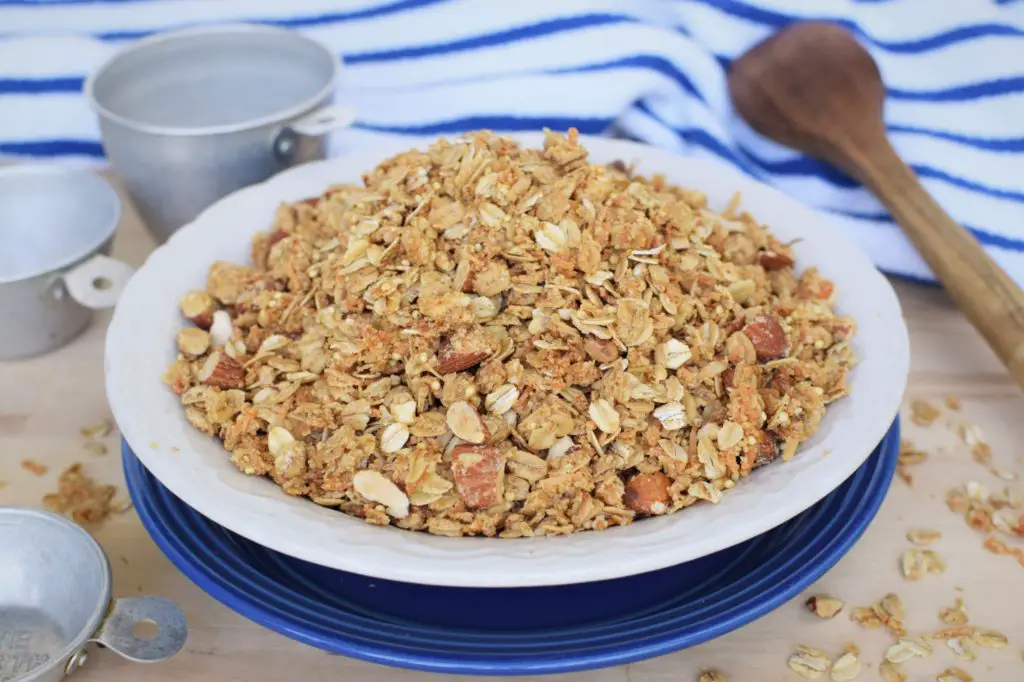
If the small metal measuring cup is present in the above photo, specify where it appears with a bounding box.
[84,23,356,244]
[0,508,187,682]
[0,166,134,361]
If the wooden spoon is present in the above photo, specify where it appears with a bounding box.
[728,21,1024,389]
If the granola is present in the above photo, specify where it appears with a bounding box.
[164,130,856,537]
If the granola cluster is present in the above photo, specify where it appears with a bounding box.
[163,129,855,537]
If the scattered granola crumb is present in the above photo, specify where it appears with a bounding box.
[829,650,861,681]
[806,595,845,619]
[910,399,941,426]
[878,660,906,682]
[884,637,932,663]
[788,645,830,679]
[84,441,108,456]
[850,606,884,629]
[896,440,927,486]
[938,597,969,626]
[41,463,117,529]
[906,528,941,546]
[936,668,972,682]
[698,670,726,682]
[20,459,48,476]
[944,395,961,411]
[79,419,112,439]
[971,629,1008,649]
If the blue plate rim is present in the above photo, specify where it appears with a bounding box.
[124,419,899,676]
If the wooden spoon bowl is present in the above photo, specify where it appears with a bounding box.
[728,21,1024,390]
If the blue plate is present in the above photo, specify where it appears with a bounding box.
[124,419,899,676]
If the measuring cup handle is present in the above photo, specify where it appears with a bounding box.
[62,254,135,309]
[91,596,188,662]
[272,104,357,162]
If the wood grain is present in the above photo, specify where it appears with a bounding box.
[728,20,1024,391]
[0,171,1021,682]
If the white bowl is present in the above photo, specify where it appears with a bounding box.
[106,133,909,587]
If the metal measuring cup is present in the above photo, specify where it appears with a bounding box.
[0,166,134,361]
[84,23,356,244]
[0,508,187,682]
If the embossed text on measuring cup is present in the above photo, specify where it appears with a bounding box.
[0,609,65,682]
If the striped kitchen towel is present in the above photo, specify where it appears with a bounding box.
[3,0,1024,285]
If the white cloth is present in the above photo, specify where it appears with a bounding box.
[3,0,1024,284]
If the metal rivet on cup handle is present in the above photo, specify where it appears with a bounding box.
[272,104,357,163]
[91,596,187,663]
[62,254,135,310]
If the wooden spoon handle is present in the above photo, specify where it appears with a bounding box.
[848,138,1024,387]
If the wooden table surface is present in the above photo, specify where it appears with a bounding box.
[1,181,1021,682]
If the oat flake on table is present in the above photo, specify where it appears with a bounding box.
[163,129,856,537]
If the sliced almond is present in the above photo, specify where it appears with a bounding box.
[589,398,620,434]
[484,384,519,415]
[936,668,973,682]
[447,401,488,444]
[198,351,245,389]
[380,423,410,453]
[547,435,576,460]
[352,470,409,518]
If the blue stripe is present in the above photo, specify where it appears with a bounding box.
[888,76,1024,102]
[837,209,1024,251]
[353,115,613,136]
[0,139,104,156]
[346,13,635,64]
[686,0,1024,53]
[85,0,449,41]
[0,77,83,94]
[887,124,1024,152]
[547,54,704,101]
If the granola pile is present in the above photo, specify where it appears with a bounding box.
[164,129,855,537]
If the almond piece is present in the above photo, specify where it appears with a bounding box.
[742,313,789,361]
[583,338,620,363]
[353,470,409,518]
[447,401,488,444]
[805,595,845,618]
[436,334,490,374]
[179,290,215,329]
[198,351,245,388]
[753,431,779,468]
[451,443,505,509]
[758,249,794,271]
[209,310,233,348]
[177,328,211,357]
[624,472,671,515]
